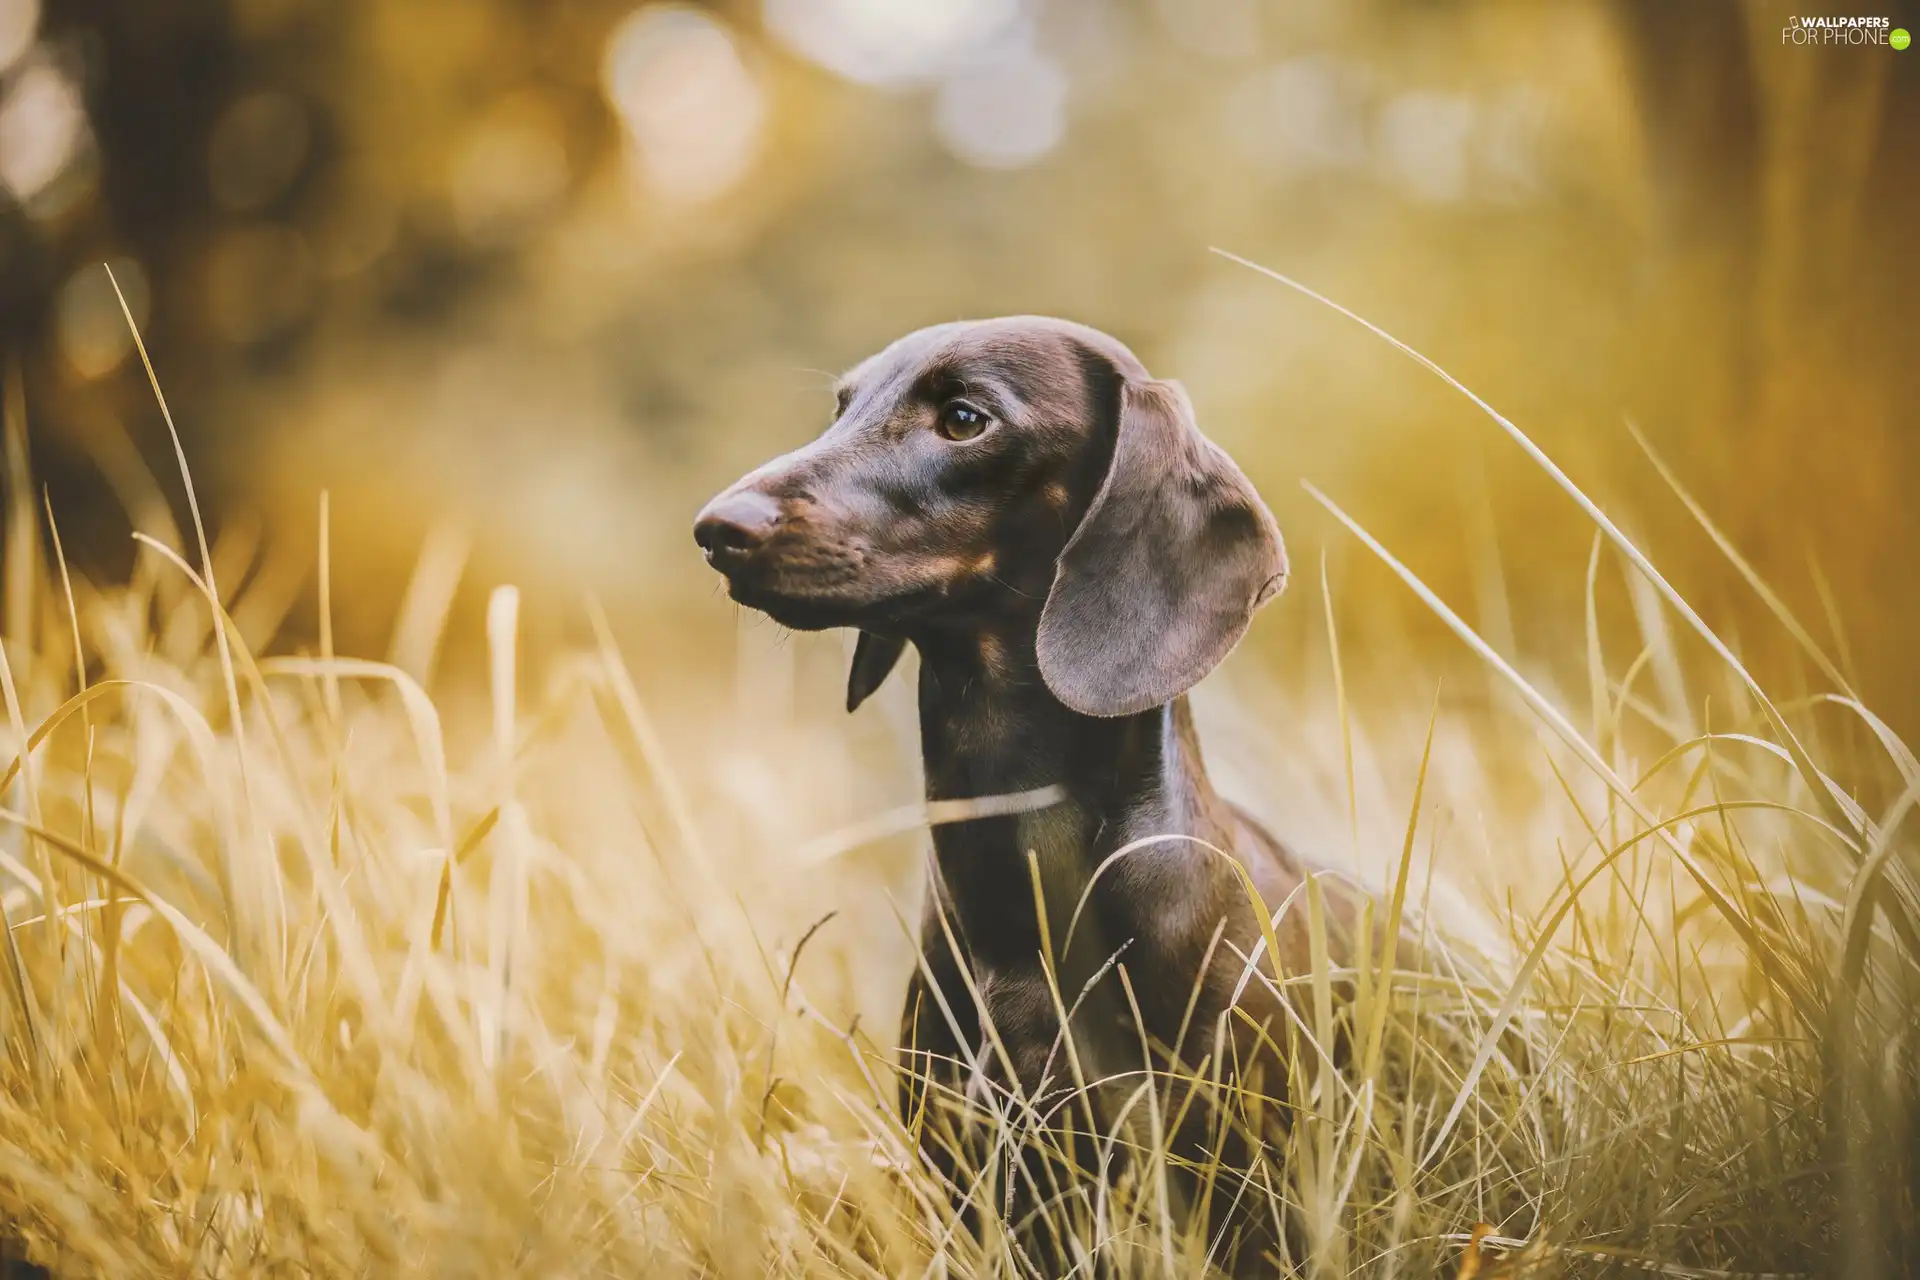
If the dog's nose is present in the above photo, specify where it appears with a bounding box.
[694,489,781,563]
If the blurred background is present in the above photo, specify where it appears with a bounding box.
[1,0,1916,979]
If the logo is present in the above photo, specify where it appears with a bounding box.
[1781,15,1898,45]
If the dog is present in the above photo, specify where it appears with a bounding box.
[695,317,1361,1272]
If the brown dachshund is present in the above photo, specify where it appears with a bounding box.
[695,317,1358,1272]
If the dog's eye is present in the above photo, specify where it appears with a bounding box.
[936,400,990,441]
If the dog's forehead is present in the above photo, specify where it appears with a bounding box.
[841,322,967,386]
[843,317,1148,391]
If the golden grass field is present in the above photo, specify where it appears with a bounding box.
[0,293,1914,1278]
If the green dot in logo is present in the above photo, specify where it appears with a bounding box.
[1894,28,1912,49]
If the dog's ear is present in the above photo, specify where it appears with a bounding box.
[1037,378,1285,717]
[846,630,907,712]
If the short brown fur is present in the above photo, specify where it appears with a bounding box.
[695,316,1363,1272]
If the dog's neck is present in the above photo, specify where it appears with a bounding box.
[909,624,1239,977]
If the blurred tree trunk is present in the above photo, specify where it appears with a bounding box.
[1611,0,1763,451]
[1613,0,1920,741]
[6,0,245,575]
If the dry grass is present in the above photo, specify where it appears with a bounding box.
[0,286,1914,1278]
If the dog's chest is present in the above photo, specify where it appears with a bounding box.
[963,966,1069,1099]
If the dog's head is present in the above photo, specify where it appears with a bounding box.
[694,317,1286,717]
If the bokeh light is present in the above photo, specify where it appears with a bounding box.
[1153,0,1262,61]
[0,58,86,206]
[449,92,570,243]
[764,0,1022,87]
[1223,56,1370,177]
[54,258,148,379]
[1376,91,1477,204]
[0,0,35,77]
[603,6,764,206]
[932,45,1067,169]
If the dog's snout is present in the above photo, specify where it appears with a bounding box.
[694,489,782,563]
